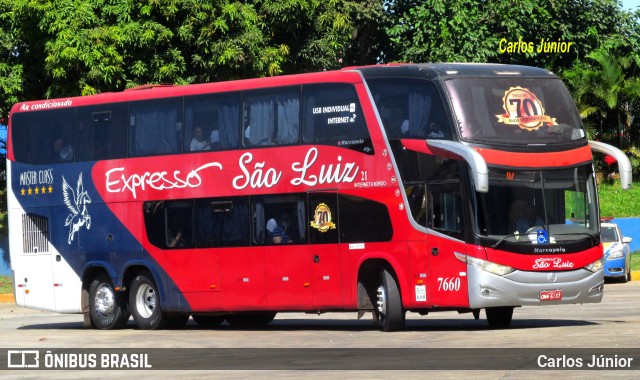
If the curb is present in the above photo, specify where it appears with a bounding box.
[632,271,640,282]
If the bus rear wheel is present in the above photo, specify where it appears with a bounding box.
[130,271,166,330]
[485,307,514,328]
[375,267,405,332]
[88,273,129,330]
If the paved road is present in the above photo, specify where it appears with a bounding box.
[1,281,639,379]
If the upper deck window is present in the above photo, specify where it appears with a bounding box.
[367,78,451,140]
[243,88,300,147]
[129,98,183,156]
[76,103,128,161]
[445,78,585,146]
[12,108,75,164]
[302,83,372,153]
[184,93,240,152]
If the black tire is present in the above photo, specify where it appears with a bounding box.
[375,267,405,332]
[88,273,129,330]
[486,307,514,328]
[226,312,277,328]
[623,266,631,283]
[129,271,166,330]
[192,314,226,327]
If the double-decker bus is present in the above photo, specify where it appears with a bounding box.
[7,63,631,331]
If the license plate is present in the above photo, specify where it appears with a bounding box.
[540,290,562,301]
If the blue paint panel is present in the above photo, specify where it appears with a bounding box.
[10,161,189,311]
[611,218,640,252]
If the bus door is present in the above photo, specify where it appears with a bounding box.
[425,182,469,308]
[259,194,312,310]
[308,192,343,309]
[13,209,56,311]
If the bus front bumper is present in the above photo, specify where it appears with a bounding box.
[467,264,604,309]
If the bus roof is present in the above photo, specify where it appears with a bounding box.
[9,63,556,115]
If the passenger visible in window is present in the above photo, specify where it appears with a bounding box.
[210,129,220,150]
[167,221,185,248]
[266,216,292,244]
[190,127,210,151]
[52,137,73,162]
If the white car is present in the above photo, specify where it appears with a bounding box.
[601,222,633,282]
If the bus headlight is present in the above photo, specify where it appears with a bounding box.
[584,257,604,272]
[459,254,515,276]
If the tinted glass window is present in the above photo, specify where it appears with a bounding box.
[129,98,183,156]
[253,194,306,245]
[184,93,240,152]
[143,200,194,249]
[339,194,392,242]
[195,197,250,247]
[12,108,75,164]
[446,78,585,146]
[368,78,451,140]
[429,183,463,238]
[303,84,372,153]
[243,88,299,147]
[76,103,127,161]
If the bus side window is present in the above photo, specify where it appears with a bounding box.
[428,183,463,238]
[253,195,306,245]
[129,98,183,156]
[12,108,75,164]
[302,84,372,154]
[76,104,127,161]
[184,93,240,152]
[243,88,299,147]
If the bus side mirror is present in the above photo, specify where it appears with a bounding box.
[589,141,632,190]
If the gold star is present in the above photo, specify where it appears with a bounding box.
[48,185,53,193]
[34,187,39,194]
[27,187,32,195]
[42,186,46,193]
[21,188,25,196]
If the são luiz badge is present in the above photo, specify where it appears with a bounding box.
[310,203,336,233]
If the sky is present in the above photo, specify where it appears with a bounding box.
[621,0,640,11]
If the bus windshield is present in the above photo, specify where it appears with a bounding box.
[445,77,586,146]
[477,165,599,247]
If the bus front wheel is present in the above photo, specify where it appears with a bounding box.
[130,271,166,330]
[375,268,405,332]
[485,307,514,328]
[88,273,129,330]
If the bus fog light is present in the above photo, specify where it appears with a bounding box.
[480,288,490,297]
[589,283,604,295]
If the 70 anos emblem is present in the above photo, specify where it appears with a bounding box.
[310,203,336,233]
[496,87,557,131]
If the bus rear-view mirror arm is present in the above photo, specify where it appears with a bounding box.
[426,140,489,193]
[588,141,633,190]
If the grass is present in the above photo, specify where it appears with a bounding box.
[0,275,12,294]
[598,181,640,217]
[632,251,640,271]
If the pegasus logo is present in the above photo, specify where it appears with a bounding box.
[63,173,92,244]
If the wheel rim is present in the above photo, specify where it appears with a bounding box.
[94,283,115,318]
[377,284,387,319]
[135,283,156,319]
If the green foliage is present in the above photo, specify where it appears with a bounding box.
[632,252,640,271]
[598,181,640,218]
[0,275,11,294]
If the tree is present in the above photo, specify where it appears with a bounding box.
[384,0,634,72]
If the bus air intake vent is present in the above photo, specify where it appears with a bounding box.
[22,213,49,254]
